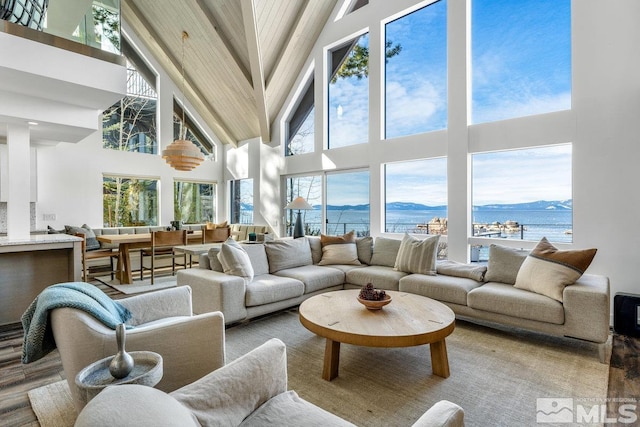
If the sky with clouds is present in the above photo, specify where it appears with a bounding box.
[295,0,572,207]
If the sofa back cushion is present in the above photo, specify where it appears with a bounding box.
[265,238,313,273]
[307,236,323,264]
[242,243,270,276]
[207,248,223,272]
[370,237,402,267]
[356,236,373,265]
[484,244,529,284]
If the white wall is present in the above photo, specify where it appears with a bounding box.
[234,0,640,313]
[35,23,225,231]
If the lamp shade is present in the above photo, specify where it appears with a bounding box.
[285,196,313,210]
[162,139,205,171]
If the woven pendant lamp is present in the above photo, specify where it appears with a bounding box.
[162,31,204,171]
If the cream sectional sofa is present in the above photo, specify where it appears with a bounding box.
[176,236,610,355]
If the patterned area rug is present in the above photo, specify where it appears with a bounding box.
[28,310,610,427]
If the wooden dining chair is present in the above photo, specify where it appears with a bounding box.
[140,230,188,284]
[202,227,230,243]
[75,233,120,282]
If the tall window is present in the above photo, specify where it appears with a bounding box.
[285,175,322,236]
[328,33,369,149]
[326,170,370,236]
[103,175,158,227]
[103,39,157,153]
[385,1,447,139]
[385,158,447,234]
[173,99,215,160]
[472,144,572,243]
[286,76,315,156]
[174,181,215,224]
[229,179,253,224]
[472,0,571,124]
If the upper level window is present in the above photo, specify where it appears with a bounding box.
[174,180,215,225]
[385,158,447,235]
[328,33,369,149]
[385,1,447,139]
[472,0,571,124]
[103,175,158,227]
[285,75,314,156]
[103,39,157,154]
[173,99,215,161]
[471,144,572,243]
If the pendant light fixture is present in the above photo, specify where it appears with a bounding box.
[162,31,204,171]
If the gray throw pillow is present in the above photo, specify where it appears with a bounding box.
[484,244,529,284]
[65,225,100,251]
[218,238,254,282]
[369,237,402,267]
[356,236,373,265]
[264,238,313,273]
[207,247,223,272]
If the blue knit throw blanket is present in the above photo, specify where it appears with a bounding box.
[21,282,132,364]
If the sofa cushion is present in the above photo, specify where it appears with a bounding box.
[514,237,597,302]
[412,400,465,427]
[484,244,529,284]
[308,236,322,264]
[346,266,407,291]
[242,243,270,276]
[318,243,361,266]
[239,390,355,427]
[207,247,224,272]
[436,260,487,282]
[265,238,313,273]
[468,283,564,325]
[394,234,439,275]
[245,274,305,307]
[399,274,483,306]
[321,230,356,246]
[218,238,254,282]
[356,236,373,265]
[75,384,199,427]
[370,237,402,267]
[96,228,120,249]
[275,265,345,294]
[171,338,288,426]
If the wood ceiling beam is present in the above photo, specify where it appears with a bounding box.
[123,1,238,147]
[241,0,270,143]
[192,0,253,93]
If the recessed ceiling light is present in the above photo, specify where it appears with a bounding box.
[28,121,39,126]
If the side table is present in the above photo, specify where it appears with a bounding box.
[75,351,163,406]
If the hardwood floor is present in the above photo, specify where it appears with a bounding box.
[1,280,638,426]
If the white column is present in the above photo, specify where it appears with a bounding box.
[7,123,31,240]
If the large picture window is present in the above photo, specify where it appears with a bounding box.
[471,144,572,243]
[328,33,369,149]
[385,158,447,234]
[103,175,158,227]
[174,181,215,225]
[285,175,322,236]
[326,170,370,236]
[385,1,446,139]
[471,0,571,124]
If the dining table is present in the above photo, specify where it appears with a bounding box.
[96,231,202,284]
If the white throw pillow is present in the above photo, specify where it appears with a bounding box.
[217,238,254,282]
[318,243,361,266]
[394,233,439,275]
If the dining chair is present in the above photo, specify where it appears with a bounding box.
[140,230,188,284]
[75,233,120,282]
[202,226,230,244]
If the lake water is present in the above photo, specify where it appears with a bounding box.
[297,208,573,243]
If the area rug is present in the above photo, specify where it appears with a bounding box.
[28,310,610,427]
[97,276,177,294]
[28,380,76,427]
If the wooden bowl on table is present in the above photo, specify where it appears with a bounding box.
[357,294,392,310]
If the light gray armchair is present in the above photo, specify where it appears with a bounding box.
[50,286,225,412]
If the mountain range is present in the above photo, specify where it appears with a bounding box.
[245,200,573,211]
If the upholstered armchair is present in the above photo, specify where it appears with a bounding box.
[50,286,225,411]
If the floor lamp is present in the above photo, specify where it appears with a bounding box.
[285,197,313,238]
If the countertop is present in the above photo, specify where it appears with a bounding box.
[0,234,82,247]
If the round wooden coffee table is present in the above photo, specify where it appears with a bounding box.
[299,289,455,381]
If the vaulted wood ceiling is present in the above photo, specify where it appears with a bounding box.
[123,0,338,146]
